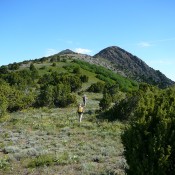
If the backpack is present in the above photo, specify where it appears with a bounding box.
[78,106,83,113]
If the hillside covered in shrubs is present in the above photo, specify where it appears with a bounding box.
[0,54,138,117]
[0,51,175,174]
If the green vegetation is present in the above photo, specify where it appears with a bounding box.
[0,155,10,170]
[121,85,175,174]
[0,55,138,116]
[95,82,175,174]
[1,54,175,174]
[88,82,105,93]
[73,59,139,92]
[0,56,129,174]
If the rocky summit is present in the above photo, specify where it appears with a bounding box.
[93,46,174,88]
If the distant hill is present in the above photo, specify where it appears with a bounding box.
[58,49,77,55]
[94,46,174,88]
[2,46,174,88]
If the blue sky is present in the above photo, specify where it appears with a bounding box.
[1,0,175,80]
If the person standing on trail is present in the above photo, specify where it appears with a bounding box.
[82,94,87,107]
[77,104,84,123]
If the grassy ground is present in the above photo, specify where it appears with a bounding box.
[0,92,126,175]
[0,59,127,174]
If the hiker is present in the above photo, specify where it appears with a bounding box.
[82,94,88,107]
[77,103,84,123]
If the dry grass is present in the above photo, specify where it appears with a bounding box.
[0,92,126,175]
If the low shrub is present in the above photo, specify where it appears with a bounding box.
[27,154,55,168]
[0,156,10,170]
[88,82,105,93]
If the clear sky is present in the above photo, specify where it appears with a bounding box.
[1,0,175,80]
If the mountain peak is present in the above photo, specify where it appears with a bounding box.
[94,46,131,57]
[94,46,174,88]
[58,49,77,55]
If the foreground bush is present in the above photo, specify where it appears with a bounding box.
[122,86,175,175]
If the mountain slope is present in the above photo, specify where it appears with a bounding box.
[94,46,174,88]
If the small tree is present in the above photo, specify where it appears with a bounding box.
[99,93,112,110]
[52,62,56,67]
[88,82,105,93]
[0,66,8,74]
[80,75,89,83]
[0,95,8,117]
[37,84,54,107]
[30,63,39,79]
[0,82,12,116]
[53,83,76,107]
[73,67,80,74]
[8,62,20,70]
